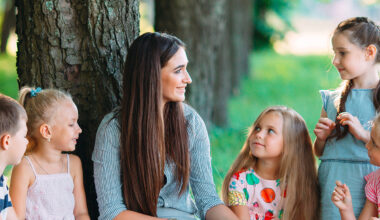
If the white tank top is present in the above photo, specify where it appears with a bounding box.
[25,154,75,220]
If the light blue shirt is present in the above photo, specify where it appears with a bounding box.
[92,104,223,220]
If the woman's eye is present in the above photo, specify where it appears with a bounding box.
[174,69,181,74]
[340,52,345,56]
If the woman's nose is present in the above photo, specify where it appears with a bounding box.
[184,70,192,84]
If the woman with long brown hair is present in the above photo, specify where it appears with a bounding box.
[92,32,238,220]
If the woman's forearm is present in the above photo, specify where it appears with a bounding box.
[205,205,238,220]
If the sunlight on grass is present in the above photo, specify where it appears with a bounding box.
[210,50,341,193]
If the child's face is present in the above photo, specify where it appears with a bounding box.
[50,100,82,152]
[332,33,372,81]
[249,111,284,161]
[8,118,28,165]
[366,125,380,166]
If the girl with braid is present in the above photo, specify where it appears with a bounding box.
[313,17,380,219]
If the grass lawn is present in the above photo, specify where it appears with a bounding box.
[210,49,342,193]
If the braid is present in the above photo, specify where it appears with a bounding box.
[329,80,353,140]
[373,80,380,112]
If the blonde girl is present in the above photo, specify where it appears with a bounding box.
[332,113,380,220]
[314,17,380,219]
[222,106,320,220]
[9,87,90,220]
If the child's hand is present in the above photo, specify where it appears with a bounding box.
[337,112,369,142]
[331,181,353,213]
[314,117,335,141]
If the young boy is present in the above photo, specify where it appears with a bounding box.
[0,94,28,220]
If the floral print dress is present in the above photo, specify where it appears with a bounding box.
[228,168,284,220]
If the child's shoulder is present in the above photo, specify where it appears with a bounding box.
[67,154,83,177]
[231,168,254,180]
[365,169,380,183]
[14,157,33,172]
[67,154,82,168]
[11,157,35,186]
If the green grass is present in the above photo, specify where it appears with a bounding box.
[210,49,341,193]
[0,53,17,179]
[0,53,18,98]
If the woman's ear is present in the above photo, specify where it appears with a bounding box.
[39,123,52,142]
[366,44,377,61]
[0,134,10,150]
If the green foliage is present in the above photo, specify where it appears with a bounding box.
[0,53,17,98]
[253,0,296,50]
[0,54,17,180]
[210,50,341,193]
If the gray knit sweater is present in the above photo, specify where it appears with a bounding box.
[92,104,223,220]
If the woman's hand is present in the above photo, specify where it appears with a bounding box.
[337,112,370,143]
[314,117,335,142]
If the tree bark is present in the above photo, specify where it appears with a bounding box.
[229,0,252,95]
[155,0,227,128]
[15,0,139,218]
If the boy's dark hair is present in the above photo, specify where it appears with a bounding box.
[0,94,27,136]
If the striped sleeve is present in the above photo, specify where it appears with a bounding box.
[0,175,12,219]
[92,113,127,220]
[364,170,380,204]
[184,105,224,219]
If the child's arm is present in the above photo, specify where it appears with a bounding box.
[331,181,378,220]
[229,205,250,220]
[358,199,378,220]
[70,155,90,220]
[9,158,34,220]
[337,112,370,143]
[5,207,18,220]
[331,181,356,220]
[313,108,335,157]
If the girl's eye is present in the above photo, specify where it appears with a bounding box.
[254,126,260,132]
[339,52,345,56]
[372,139,378,148]
[268,129,275,134]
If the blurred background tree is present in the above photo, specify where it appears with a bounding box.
[253,0,296,50]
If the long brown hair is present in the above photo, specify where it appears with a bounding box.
[331,17,380,140]
[222,106,320,220]
[119,32,189,216]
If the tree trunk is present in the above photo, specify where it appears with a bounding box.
[155,0,227,128]
[211,2,229,127]
[211,0,252,127]
[229,0,252,95]
[15,0,139,218]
